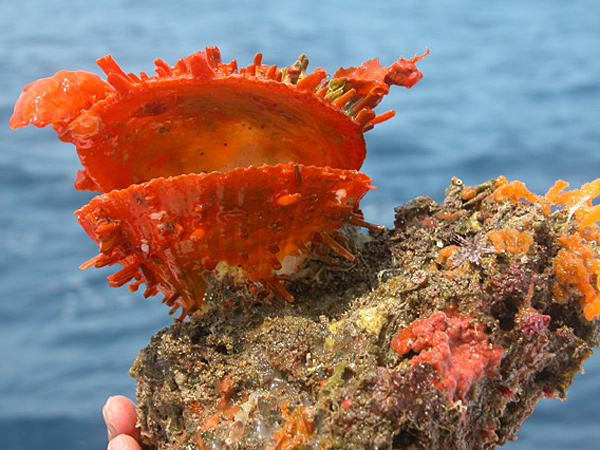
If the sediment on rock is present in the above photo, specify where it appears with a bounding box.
[131,177,600,449]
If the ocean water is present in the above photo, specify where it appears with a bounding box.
[0,0,598,448]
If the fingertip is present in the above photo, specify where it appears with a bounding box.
[107,433,142,450]
[103,395,139,441]
[106,395,137,411]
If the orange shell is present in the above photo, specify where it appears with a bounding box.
[9,70,113,131]
[10,47,426,192]
[75,163,378,319]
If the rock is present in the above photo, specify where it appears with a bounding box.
[131,177,600,449]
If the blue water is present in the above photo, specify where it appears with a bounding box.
[0,0,598,448]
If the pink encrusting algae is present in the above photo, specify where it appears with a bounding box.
[391,311,503,403]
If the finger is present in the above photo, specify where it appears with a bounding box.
[103,395,140,441]
[107,433,142,450]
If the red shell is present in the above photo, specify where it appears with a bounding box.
[75,163,378,319]
[11,47,426,192]
[9,70,113,130]
[12,47,427,318]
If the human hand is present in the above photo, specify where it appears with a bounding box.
[102,395,141,450]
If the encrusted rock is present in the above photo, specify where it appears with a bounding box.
[131,177,600,449]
